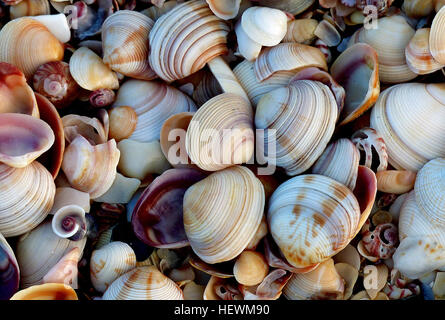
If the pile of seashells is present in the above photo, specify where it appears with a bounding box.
[1,0,445,301]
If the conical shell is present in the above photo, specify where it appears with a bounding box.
[233,60,295,107]
[183,166,265,264]
[0,161,55,237]
[0,113,55,168]
[0,62,39,116]
[370,83,445,171]
[61,135,120,199]
[186,93,254,171]
[90,241,137,293]
[348,15,416,83]
[16,221,86,288]
[0,17,64,79]
[10,283,78,300]
[406,28,444,75]
[430,6,445,65]
[102,10,156,80]
[254,43,328,82]
[69,47,119,91]
[255,80,337,176]
[312,138,360,191]
[206,0,241,20]
[112,80,196,143]
[102,266,184,300]
[148,0,229,82]
[283,259,344,300]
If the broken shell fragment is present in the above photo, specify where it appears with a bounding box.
[406,28,444,75]
[283,19,318,44]
[94,173,141,204]
[351,127,388,172]
[42,247,80,287]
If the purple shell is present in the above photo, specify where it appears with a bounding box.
[0,234,19,300]
[131,168,206,248]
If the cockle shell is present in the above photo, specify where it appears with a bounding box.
[405,28,444,75]
[0,62,39,116]
[255,80,337,176]
[102,266,184,300]
[0,232,19,300]
[9,0,50,19]
[61,135,120,199]
[370,83,445,171]
[0,161,55,237]
[10,283,78,300]
[0,113,54,168]
[267,168,377,269]
[312,138,360,191]
[331,43,380,125]
[430,6,445,65]
[90,241,137,293]
[112,79,196,143]
[233,60,295,107]
[132,168,206,248]
[102,10,156,80]
[283,19,318,44]
[69,47,119,91]
[183,166,265,264]
[149,0,229,82]
[254,43,328,82]
[206,0,241,20]
[186,93,254,171]
[16,221,86,288]
[0,17,64,79]
[283,259,344,300]
[394,159,445,279]
[348,15,416,83]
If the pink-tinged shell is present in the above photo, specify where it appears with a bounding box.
[0,113,54,168]
[0,232,20,300]
[204,276,243,300]
[89,88,115,108]
[61,135,120,199]
[376,170,416,194]
[62,114,108,146]
[361,221,398,259]
[189,252,234,278]
[241,269,292,300]
[132,168,206,248]
[0,62,39,117]
[42,247,80,288]
[32,61,80,109]
[35,93,65,178]
[352,127,388,172]
[289,67,345,117]
[331,43,380,126]
[254,43,328,82]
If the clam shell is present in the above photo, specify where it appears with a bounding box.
[148,0,229,82]
[331,43,380,125]
[255,80,337,176]
[402,0,434,18]
[16,221,86,288]
[348,15,416,83]
[283,19,318,44]
[235,19,262,61]
[233,60,295,107]
[283,259,344,300]
[183,166,265,264]
[206,0,241,20]
[112,80,196,143]
[102,266,184,300]
[10,283,78,300]
[0,161,55,237]
[90,241,137,293]
[406,28,444,75]
[312,138,360,191]
[0,62,39,116]
[0,232,19,300]
[257,0,315,15]
[314,19,341,47]
[61,135,120,199]
[69,47,119,91]
[49,187,90,216]
[102,10,156,80]
[376,170,416,194]
[62,114,108,146]
[0,17,64,79]
[430,6,445,65]
[186,93,254,171]
[333,244,361,271]
[108,106,138,142]
[364,264,388,300]
[0,113,54,168]
[9,0,50,19]
[370,83,445,171]
[334,262,358,300]
[254,43,328,82]
[234,251,269,286]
